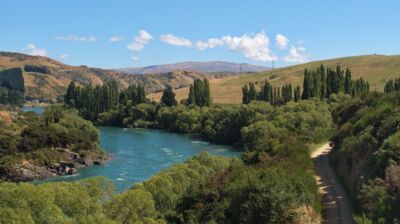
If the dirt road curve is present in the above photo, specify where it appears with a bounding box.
[311,143,354,224]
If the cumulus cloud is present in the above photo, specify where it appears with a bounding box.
[127,30,153,51]
[284,46,309,63]
[160,34,192,47]
[56,35,96,42]
[195,38,224,50]
[158,31,309,63]
[21,44,47,56]
[220,32,277,62]
[58,54,69,59]
[161,31,276,62]
[131,56,139,61]
[275,34,289,50]
[109,35,125,42]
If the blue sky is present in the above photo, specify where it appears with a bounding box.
[1,0,399,69]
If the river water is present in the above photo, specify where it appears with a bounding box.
[23,107,240,191]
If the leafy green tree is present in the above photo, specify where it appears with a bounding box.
[294,86,301,102]
[188,78,212,107]
[203,78,212,106]
[242,84,250,104]
[248,83,257,102]
[188,84,196,105]
[160,85,177,107]
[104,188,159,224]
[64,81,76,107]
[344,68,352,94]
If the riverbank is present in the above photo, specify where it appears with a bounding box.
[3,149,110,182]
[38,126,240,191]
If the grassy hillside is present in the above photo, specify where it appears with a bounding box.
[0,52,234,101]
[150,54,400,104]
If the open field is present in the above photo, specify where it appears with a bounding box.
[150,54,400,104]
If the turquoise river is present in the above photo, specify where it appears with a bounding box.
[23,107,240,191]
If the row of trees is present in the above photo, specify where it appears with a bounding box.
[160,85,177,107]
[24,64,51,74]
[242,82,298,105]
[242,65,370,105]
[0,87,24,106]
[384,78,400,93]
[0,68,25,106]
[64,81,119,120]
[119,84,147,105]
[64,78,212,121]
[302,65,369,99]
[188,78,211,107]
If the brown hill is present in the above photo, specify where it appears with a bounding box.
[0,52,233,101]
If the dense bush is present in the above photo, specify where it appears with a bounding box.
[0,87,25,106]
[104,99,332,148]
[0,149,320,224]
[331,92,400,223]
[0,106,102,180]
[0,177,116,224]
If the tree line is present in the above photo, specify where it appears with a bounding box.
[242,82,297,105]
[242,65,370,104]
[0,68,25,106]
[384,78,400,93]
[187,78,211,107]
[64,81,119,120]
[64,77,211,121]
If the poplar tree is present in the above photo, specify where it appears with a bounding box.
[161,85,177,107]
[65,81,76,107]
[242,85,250,104]
[302,69,311,99]
[344,68,352,94]
[248,83,257,102]
[188,84,196,105]
[203,78,211,106]
[187,78,212,107]
[319,65,326,99]
[294,86,301,102]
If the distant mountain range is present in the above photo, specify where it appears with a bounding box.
[116,61,270,74]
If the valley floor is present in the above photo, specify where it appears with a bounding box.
[312,143,354,224]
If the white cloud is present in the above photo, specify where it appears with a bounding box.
[58,54,69,59]
[56,35,96,42]
[161,32,276,62]
[195,38,224,50]
[284,46,309,63]
[127,30,153,51]
[131,56,139,61]
[21,44,47,56]
[160,34,192,47]
[109,35,125,42]
[158,31,309,63]
[275,34,289,50]
[220,32,277,62]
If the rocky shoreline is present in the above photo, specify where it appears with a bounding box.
[7,149,111,182]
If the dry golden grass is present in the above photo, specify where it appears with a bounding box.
[149,54,400,104]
